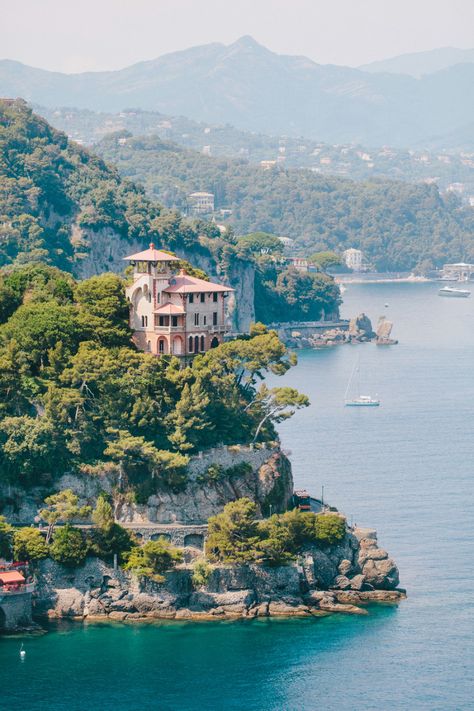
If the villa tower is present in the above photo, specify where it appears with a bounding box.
[124,244,233,357]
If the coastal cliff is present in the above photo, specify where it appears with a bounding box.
[34,526,403,622]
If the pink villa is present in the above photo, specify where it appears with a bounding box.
[124,244,234,357]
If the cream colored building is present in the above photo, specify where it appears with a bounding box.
[188,191,214,214]
[343,248,363,272]
[124,244,233,357]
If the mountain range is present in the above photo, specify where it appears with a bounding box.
[1,36,473,148]
[360,46,474,78]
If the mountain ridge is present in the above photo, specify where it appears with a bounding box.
[1,37,473,147]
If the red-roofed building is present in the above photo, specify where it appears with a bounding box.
[124,243,233,357]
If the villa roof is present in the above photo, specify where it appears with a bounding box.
[163,270,233,294]
[153,303,186,315]
[123,243,180,262]
[0,571,25,585]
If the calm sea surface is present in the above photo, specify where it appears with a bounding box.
[1,282,473,710]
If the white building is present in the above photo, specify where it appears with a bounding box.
[188,191,215,215]
[343,248,363,272]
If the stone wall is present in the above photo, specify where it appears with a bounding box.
[0,591,33,632]
[33,525,404,622]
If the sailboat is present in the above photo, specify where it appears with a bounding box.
[344,358,380,407]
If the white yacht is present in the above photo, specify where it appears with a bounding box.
[438,285,471,298]
[344,360,380,407]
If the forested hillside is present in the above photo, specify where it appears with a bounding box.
[0,100,341,324]
[97,133,474,271]
[0,263,305,489]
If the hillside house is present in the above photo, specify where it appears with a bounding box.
[124,244,233,357]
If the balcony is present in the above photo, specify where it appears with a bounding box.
[0,582,35,596]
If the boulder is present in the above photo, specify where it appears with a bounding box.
[333,575,351,590]
[338,559,353,576]
[362,558,399,590]
[349,574,366,591]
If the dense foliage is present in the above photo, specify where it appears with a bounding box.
[0,263,304,492]
[98,133,474,271]
[207,499,346,565]
[0,100,340,324]
[122,538,183,582]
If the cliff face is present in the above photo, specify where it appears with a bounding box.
[33,526,403,623]
[73,227,255,333]
[0,446,291,525]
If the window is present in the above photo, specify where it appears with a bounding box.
[159,315,170,327]
[156,293,160,304]
[189,293,194,304]
[213,312,218,326]
[194,335,199,353]
[141,315,148,327]
[194,313,199,326]
[158,339,165,353]
[213,292,218,302]
[200,335,205,351]
[203,315,207,325]
[200,293,205,303]
[171,316,178,327]
[189,336,193,352]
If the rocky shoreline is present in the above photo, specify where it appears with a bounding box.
[32,526,405,625]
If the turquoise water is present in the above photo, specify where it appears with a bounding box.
[1,282,473,710]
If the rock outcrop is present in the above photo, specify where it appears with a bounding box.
[0,445,291,525]
[33,526,404,623]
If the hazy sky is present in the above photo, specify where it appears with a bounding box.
[3,0,474,73]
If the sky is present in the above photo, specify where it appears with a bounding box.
[2,0,474,73]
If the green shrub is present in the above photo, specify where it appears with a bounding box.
[206,498,262,564]
[314,513,346,546]
[87,523,135,562]
[122,538,183,582]
[192,558,213,588]
[0,516,14,559]
[50,525,88,567]
[13,527,48,561]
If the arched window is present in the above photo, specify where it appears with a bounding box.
[147,341,151,352]
[189,336,193,352]
[200,335,205,351]
[210,337,219,349]
[158,339,165,354]
[194,335,199,353]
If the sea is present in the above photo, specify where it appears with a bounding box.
[1,282,473,710]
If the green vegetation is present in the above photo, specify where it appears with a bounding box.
[191,558,213,588]
[0,264,304,494]
[254,262,341,323]
[314,512,346,546]
[0,100,341,324]
[98,133,474,271]
[13,527,49,561]
[49,525,88,567]
[122,538,183,582]
[207,499,347,565]
[309,251,344,271]
[39,490,91,542]
[207,498,263,564]
[0,515,14,558]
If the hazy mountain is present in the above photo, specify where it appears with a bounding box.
[1,36,473,147]
[360,47,474,78]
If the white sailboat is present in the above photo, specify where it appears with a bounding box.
[344,358,380,407]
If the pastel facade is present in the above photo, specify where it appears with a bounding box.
[124,244,233,357]
[343,248,363,272]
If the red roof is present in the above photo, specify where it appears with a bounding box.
[154,303,186,315]
[0,571,25,585]
[163,272,233,294]
[124,243,180,262]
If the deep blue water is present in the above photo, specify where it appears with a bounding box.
[1,282,473,710]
